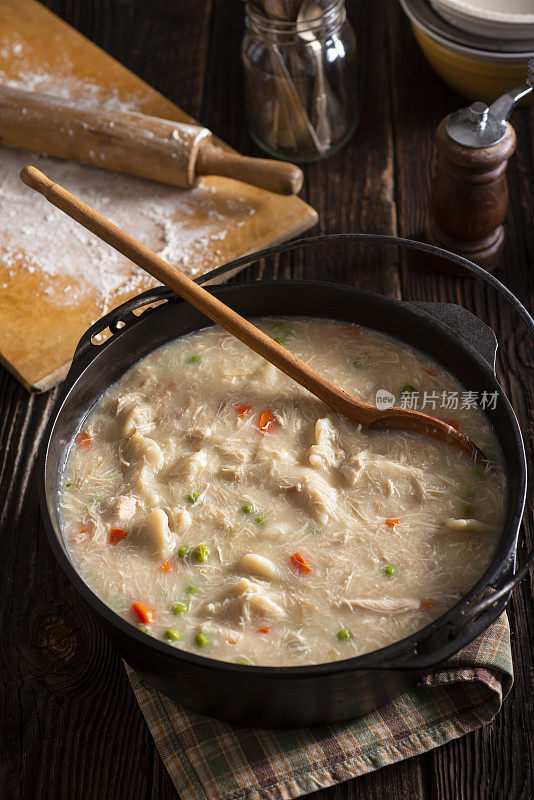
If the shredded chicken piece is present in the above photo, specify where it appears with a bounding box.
[280,468,338,524]
[219,464,246,482]
[139,508,176,559]
[339,453,366,485]
[119,403,154,436]
[214,443,249,463]
[172,448,208,484]
[110,495,137,522]
[167,506,192,533]
[131,465,160,505]
[232,577,285,617]
[186,426,212,447]
[307,418,340,469]
[444,518,499,535]
[334,597,420,614]
[124,432,164,471]
[341,452,426,503]
[198,621,243,641]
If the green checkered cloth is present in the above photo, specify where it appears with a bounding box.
[125,612,512,800]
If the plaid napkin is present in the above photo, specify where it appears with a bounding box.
[125,612,512,800]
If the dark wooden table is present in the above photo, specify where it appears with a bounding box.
[1,1,532,798]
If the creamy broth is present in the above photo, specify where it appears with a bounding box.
[60,318,506,666]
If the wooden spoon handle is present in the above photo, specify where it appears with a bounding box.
[20,166,372,422]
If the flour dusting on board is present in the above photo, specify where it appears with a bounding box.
[0,147,255,311]
[0,63,256,313]
[0,34,150,112]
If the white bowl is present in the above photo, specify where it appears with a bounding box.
[430,0,534,40]
[400,0,534,101]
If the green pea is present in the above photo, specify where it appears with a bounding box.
[401,384,417,395]
[177,545,190,558]
[172,602,188,614]
[337,628,351,642]
[195,632,209,648]
[227,526,237,537]
[66,482,72,487]
[383,564,397,576]
[186,584,197,595]
[186,491,200,505]
[237,656,251,665]
[193,544,210,563]
[137,623,147,633]
[463,504,474,518]
[254,514,267,526]
[164,628,181,641]
[186,355,201,364]
[274,336,286,345]
[241,504,253,514]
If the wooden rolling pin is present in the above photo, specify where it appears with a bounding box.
[0,85,303,195]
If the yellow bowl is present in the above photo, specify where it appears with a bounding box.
[412,23,533,102]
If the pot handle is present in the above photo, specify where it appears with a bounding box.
[407,301,498,370]
[455,554,534,627]
[72,265,228,364]
[71,285,175,364]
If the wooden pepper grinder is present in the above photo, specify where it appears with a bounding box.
[429,59,534,275]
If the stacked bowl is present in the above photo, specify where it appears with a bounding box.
[399,0,534,101]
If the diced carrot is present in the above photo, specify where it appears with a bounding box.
[75,431,92,450]
[425,368,436,376]
[257,409,278,434]
[257,626,271,634]
[159,559,176,573]
[132,602,155,624]
[108,527,128,546]
[70,526,89,543]
[421,600,434,610]
[340,325,360,338]
[385,518,400,528]
[227,637,237,645]
[235,403,252,418]
[290,552,312,574]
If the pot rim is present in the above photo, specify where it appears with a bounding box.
[40,272,527,677]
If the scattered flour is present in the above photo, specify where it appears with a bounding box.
[0,54,257,314]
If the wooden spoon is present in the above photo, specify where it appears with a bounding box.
[20,166,488,465]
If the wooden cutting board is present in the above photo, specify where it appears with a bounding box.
[0,0,318,392]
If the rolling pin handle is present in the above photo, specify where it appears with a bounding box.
[195,141,303,195]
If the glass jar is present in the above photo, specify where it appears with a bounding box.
[242,0,358,162]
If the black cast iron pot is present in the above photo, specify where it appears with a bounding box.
[40,235,532,727]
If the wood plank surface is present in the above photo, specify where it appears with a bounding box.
[0,1,532,799]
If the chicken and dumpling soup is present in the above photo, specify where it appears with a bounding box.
[60,317,506,666]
